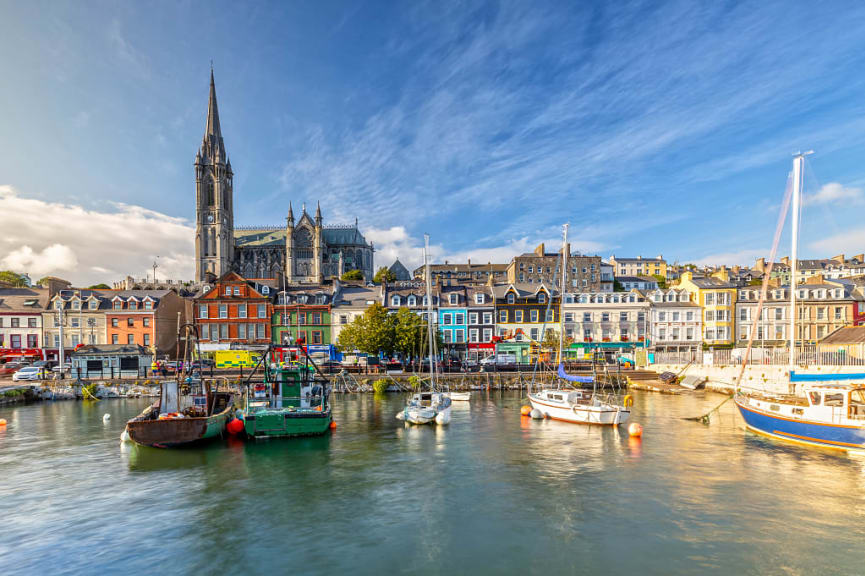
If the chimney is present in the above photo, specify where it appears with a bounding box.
[780,256,790,266]
[854,253,865,263]
[832,253,845,264]
[755,257,766,272]
[467,258,471,267]
[637,255,642,260]
[534,243,545,257]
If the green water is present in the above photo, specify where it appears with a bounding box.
[1,391,864,575]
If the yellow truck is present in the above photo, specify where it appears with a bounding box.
[213,350,261,369]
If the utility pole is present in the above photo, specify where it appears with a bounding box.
[58,304,65,377]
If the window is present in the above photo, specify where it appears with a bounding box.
[530,328,539,341]
[583,312,591,322]
[225,286,232,296]
[507,293,515,304]
[455,329,465,343]
[89,300,98,310]
[313,313,322,325]
[515,310,523,323]
[658,311,666,322]
[221,324,229,340]
[475,293,484,304]
[219,304,227,319]
[564,312,574,322]
[258,304,267,319]
[455,314,464,325]
[340,315,348,325]
[638,312,646,322]
[234,287,241,296]
[27,334,38,348]
[127,334,135,345]
[11,318,20,328]
[71,318,79,328]
[538,293,546,304]
[71,334,79,346]
[686,311,694,321]
[817,307,825,320]
[449,294,458,305]
[71,300,81,310]
[238,304,247,318]
[298,313,306,325]
[444,331,452,343]
[144,300,153,310]
[312,331,322,345]
[528,266,533,273]
[469,329,479,343]
[659,329,666,340]
[546,310,554,322]
[28,317,37,328]
[143,318,150,327]
[143,334,150,346]
[239,323,247,339]
[127,318,134,327]
[601,312,610,322]
[469,312,478,325]
[483,312,493,324]
[391,295,401,306]
[705,293,714,305]
[620,312,628,322]
[128,301,137,310]
[499,310,507,323]
[199,305,208,319]
[835,306,843,320]
[686,328,694,340]
[671,311,679,322]
[443,314,452,325]
[10,334,21,348]
[705,310,714,322]
[483,328,492,341]
[407,296,417,307]
[112,334,119,344]
[530,310,539,323]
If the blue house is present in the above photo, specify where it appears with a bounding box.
[438,286,467,359]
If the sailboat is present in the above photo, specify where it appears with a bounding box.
[527,224,632,425]
[396,234,452,425]
[734,153,865,452]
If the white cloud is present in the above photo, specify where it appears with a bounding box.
[0,185,192,285]
[804,182,863,206]
[810,228,865,255]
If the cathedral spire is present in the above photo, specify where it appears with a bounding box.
[287,202,294,225]
[202,68,226,160]
[315,201,322,225]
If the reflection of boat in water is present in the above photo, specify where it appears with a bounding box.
[396,235,451,426]
[734,154,865,453]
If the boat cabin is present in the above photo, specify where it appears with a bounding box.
[804,385,865,421]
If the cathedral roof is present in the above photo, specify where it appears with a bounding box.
[322,227,370,247]
[233,225,371,248]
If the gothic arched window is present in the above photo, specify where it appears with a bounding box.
[294,228,313,260]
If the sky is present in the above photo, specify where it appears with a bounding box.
[2,0,865,285]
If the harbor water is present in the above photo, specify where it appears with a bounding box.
[2,391,864,575]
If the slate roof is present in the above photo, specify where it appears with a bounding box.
[819,326,865,345]
[71,344,150,356]
[233,226,371,248]
[0,287,50,312]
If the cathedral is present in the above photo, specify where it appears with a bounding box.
[194,71,374,284]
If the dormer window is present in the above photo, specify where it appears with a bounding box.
[449,294,458,305]
[235,286,242,296]
[422,296,429,306]
[475,293,484,304]
[54,300,62,310]
[507,293,515,305]
[262,286,270,296]
[89,300,98,310]
[408,295,417,307]
[71,300,81,310]
[391,295,401,306]
[144,300,153,310]
[538,293,546,304]
[128,301,137,310]
[114,301,122,310]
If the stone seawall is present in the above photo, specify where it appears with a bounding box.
[649,363,863,396]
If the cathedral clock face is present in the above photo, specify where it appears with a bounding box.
[207,214,214,223]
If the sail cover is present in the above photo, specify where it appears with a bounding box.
[790,371,865,382]
[558,363,594,383]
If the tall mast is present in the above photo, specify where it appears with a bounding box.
[559,224,569,364]
[424,235,437,388]
[788,153,809,369]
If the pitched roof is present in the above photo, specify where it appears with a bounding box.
[819,326,865,345]
[0,287,50,312]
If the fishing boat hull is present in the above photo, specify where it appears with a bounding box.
[125,397,234,448]
[528,393,630,425]
[244,409,332,439]
[735,397,865,452]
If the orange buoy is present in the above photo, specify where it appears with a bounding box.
[329,420,337,429]
[226,418,244,435]
[0,418,6,427]
[520,405,532,416]
[628,422,643,437]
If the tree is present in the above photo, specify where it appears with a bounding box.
[393,307,424,358]
[613,280,625,292]
[0,271,27,287]
[541,328,560,350]
[88,283,110,289]
[336,303,394,356]
[651,274,667,289]
[340,269,364,281]
[373,266,396,284]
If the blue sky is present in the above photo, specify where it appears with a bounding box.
[2,0,865,283]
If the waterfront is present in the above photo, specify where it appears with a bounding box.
[2,392,865,574]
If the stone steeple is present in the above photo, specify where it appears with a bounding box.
[194,68,234,282]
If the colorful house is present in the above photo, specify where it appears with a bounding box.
[438,285,468,358]
[675,270,737,347]
[273,287,333,347]
[194,272,273,348]
[492,283,559,364]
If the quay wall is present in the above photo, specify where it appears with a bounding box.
[649,363,863,396]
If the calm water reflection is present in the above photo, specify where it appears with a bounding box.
[1,391,864,574]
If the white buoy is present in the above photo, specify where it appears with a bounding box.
[103,413,111,421]
[120,428,131,443]
[435,410,451,425]
[530,408,544,420]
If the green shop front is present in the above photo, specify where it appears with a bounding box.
[495,341,531,364]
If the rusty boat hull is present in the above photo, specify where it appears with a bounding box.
[126,394,235,448]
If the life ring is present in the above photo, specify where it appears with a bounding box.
[623,395,633,408]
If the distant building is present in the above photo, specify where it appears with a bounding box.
[617,276,659,291]
[194,272,274,349]
[0,286,50,352]
[609,254,667,279]
[105,290,188,355]
[674,270,737,347]
[562,291,649,349]
[388,259,412,281]
[330,283,383,344]
[412,261,508,286]
[646,288,701,351]
[506,244,601,292]
[274,285,334,348]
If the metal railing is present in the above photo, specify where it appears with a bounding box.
[652,344,865,367]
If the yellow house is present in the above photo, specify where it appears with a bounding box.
[609,255,668,279]
[675,270,737,346]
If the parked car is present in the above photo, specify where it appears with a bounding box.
[0,362,26,376]
[13,366,45,381]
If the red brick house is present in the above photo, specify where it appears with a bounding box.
[195,272,273,346]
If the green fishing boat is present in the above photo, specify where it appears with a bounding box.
[243,346,332,439]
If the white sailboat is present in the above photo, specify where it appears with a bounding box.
[527,224,631,426]
[396,234,452,425]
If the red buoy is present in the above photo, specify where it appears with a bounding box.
[520,405,532,416]
[226,418,244,435]
[628,422,643,437]
[329,420,337,430]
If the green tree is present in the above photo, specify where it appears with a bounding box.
[336,320,361,353]
[88,283,111,289]
[0,271,27,287]
[373,266,397,284]
[340,269,364,281]
[613,279,624,292]
[393,307,424,357]
[651,274,667,289]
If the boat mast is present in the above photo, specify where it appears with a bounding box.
[559,224,569,365]
[788,152,809,370]
[424,234,437,389]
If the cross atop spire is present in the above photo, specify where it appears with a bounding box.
[200,68,226,161]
